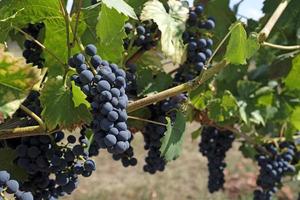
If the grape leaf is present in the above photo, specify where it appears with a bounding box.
[0,0,63,42]
[81,3,100,45]
[136,66,172,97]
[237,80,261,100]
[160,112,186,162]
[225,22,247,65]
[0,148,28,181]
[140,0,189,64]
[191,127,202,141]
[71,81,90,108]
[207,91,239,124]
[102,0,137,20]
[97,4,128,64]
[40,78,92,131]
[291,107,300,130]
[0,45,40,118]
[126,0,148,13]
[190,90,213,111]
[246,32,260,59]
[284,54,300,90]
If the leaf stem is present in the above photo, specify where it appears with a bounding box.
[258,0,290,42]
[14,26,66,67]
[262,42,300,50]
[19,105,45,129]
[126,47,147,66]
[59,0,71,59]
[128,116,167,126]
[71,0,83,45]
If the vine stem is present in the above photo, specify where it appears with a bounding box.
[0,126,44,140]
[14,26,66,67]
[127,60,228,113]
[59,0,72,86]
[19,105,45,129]
[128,116,167,126]
[258,0,290,42]
[262,42,300,50]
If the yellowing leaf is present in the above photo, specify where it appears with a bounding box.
[141,0,189,64]
[0,45,40,118]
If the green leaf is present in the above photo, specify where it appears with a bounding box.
[71,81,90,108]
[225,22,247,65]
[97,4,128,64]
[0,0,63,42]
[238,101,248,124]
[190,90,213,110]
[141,0,189,64]
[160,112,186,162]
[40,78,92,130]
[207,91,239,124]
[136,66,172,97]
[0,148,28,181]
[250,110,265,126]
[291,107,300,130]
[237,80,261,100]
[102,0,137,20]
[245,32,260,59]
[285,54,300,90]
[0,45,40,118]
[239,142,256,159]
[191,127,202,141]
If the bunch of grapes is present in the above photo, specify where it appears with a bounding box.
[254,142,298,200]
[175,4,215,83]
[199,126,235,193]
[12,92,95,199]
[70,44,132,155]
[22,23,45,68]
[123,21,159,50]
[142,94,187,174]
[0,171,33,200]
[125,63,138,97]
[112,143,138,167]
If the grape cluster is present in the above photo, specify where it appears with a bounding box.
[142,94,187,174]
[175,4,215,83]
[112,144,137,167]
[125,63,138,97]
[0,171,33,200]
[70,44,132,155]
[199,126,235,193]
[124,21,159,50]
[4,92,96,199]
[254,142,298,200]
[22,23,45,68]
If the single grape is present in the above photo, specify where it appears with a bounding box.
[85,44,97,56]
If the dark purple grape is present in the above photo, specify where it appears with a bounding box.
[85,44,97,56]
